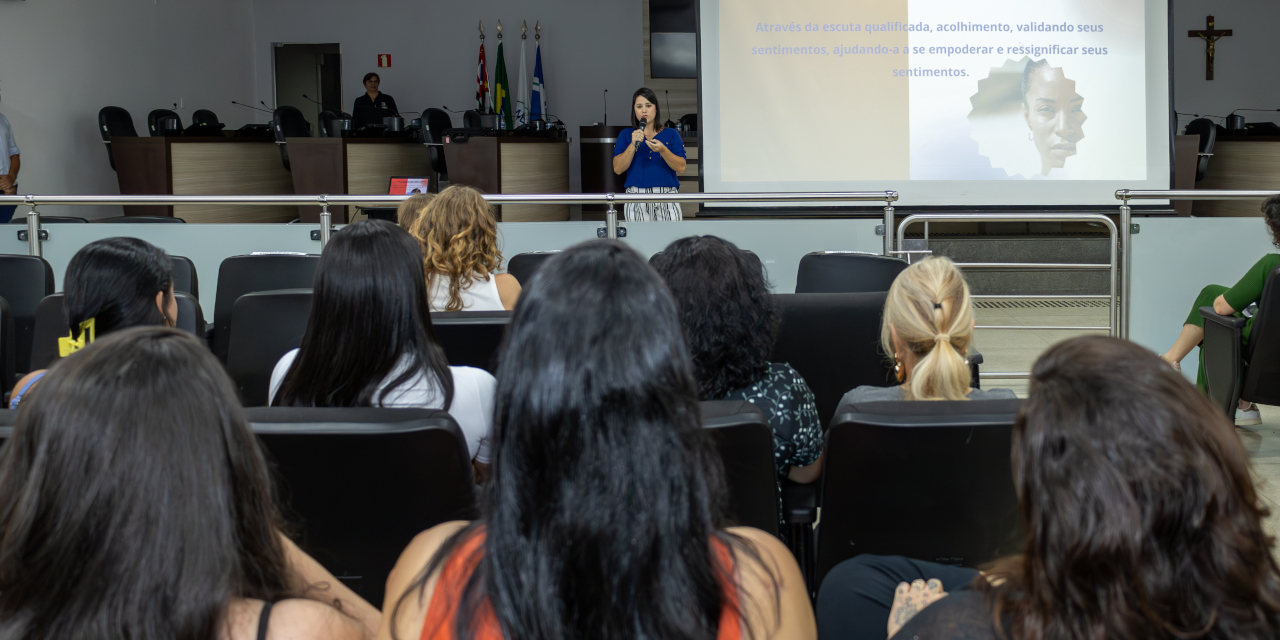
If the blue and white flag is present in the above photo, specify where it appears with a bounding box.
[530,42,546,121]
[515,37,529,126]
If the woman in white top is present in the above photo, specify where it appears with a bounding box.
[269,220,496,473]
[408,185,521,311]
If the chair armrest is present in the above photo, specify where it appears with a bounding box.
[1199,306,1248,329]
[781,479,818,525]
[966,346,983,366]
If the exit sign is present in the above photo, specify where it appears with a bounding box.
[377,54,392,67]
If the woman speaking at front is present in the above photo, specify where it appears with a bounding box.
[612,88,687,221]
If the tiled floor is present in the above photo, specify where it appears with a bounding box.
[975,301,1280,538]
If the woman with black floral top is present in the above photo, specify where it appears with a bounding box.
[651,236,823,486]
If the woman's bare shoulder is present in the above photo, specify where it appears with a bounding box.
[223,598,369,640]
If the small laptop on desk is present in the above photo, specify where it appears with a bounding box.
[360,176,432,224]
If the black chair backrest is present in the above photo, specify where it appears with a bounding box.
[1240,265,1280,406]
[423,108,453,179]
[226,289,312,407]
[463,110,483,128]
[1185,117,1218,182]
[430,311,512,373]
[0,298,14,394]
[679,113,697,131]
[815,399,1024,588]
[212,254,320,363]
[96,215,186,223]
[34,216,88,223]
[770,292,893,427]
[192,109,221,126]
[0,421,11,455]
[272,106,312,172]
[701,400,778,536]
[319,110,339,137]
[170,255,198,299]
[30,292,205,371]
[0,256,55,374]
[795,252,909,293]
[147,109,183,136]
[506,251,561,286]
[247,407,476,605]
[98,106,138,171]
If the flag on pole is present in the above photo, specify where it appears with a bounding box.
[515,37,529,126]
[530,41,546,121]
[476,43,490,112]
[495,41,513,130]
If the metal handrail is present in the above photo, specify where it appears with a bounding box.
[893,212,1120,380]
[1116,189,1280,201]
[3,190,898,256]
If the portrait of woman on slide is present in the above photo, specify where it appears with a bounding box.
[1022,59,1086,176]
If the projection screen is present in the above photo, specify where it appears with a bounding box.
[697,0,1171,207]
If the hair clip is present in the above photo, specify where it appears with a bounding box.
[933,302,943,309]
[58,318,96,357]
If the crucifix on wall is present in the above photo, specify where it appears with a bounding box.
[1188,15,1232,80]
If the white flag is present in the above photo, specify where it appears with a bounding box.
[516,37,529,126]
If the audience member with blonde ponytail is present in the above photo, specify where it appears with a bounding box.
[408,185,520,311]
[840,256,1015,403]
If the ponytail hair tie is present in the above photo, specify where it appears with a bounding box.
[934,333,951,344]
[933,302,943,309]
[58,318,96,357]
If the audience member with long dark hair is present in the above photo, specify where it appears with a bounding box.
[651,235,822,485]
[817,335,1280,640]
[842,255,1015,403]
[270,220,495,468]
[0,327,380,640]
[379,240,814,640]
[8,236,177,409]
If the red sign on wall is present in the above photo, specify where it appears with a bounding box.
[377,54,392,68]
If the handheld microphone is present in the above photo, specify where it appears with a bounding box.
[603,89,608,126]
[231,100,273,115]
[664,90,677,129]
[635,117,647,150]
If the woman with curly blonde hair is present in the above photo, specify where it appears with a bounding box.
[408,185,521,311]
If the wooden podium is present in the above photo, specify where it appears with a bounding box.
[442,136,569,221]
[579,126,628,216]
[112,136,294,222]
[286,138,434,222]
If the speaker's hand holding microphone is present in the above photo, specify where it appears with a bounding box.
[633,117,648,151]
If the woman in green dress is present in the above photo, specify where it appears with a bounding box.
[1162,195,1280,426]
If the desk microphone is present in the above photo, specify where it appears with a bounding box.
[635,117,647,150]
[231,100,273,114]
[260,100,276,112]
[603,89,608,126]
[664,90,677,129]
[300,94,325,109]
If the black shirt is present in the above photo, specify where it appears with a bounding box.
[353,92,399,115]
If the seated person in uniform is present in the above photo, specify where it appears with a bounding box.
[9,237,177,409]
[651,235,823,485]
[408,185,520,311]
[817,335,1280,640]
[0,327,378,640]
[841,255,1015,404]
[1161,194,1280,426]
[378,240,815,640]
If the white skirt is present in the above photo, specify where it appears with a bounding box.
[623,186,683,222]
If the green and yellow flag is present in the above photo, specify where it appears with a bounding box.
[494,41,514,130]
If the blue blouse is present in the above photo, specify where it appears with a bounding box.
[613,127,685,189]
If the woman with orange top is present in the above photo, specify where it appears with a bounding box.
[377,240,814,640]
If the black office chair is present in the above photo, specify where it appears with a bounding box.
[27,216,88,223]
[814,399,1024,589]
[192,109,221,126]
[185,109,225,136]
[29,292,205,371]
[318,110,339,138]
[1185,118,1218,182]
[679,114,697,132]
[212,254,320,363]
[423,108,453,183]
[147,109,183,136]
[247,407,476,604]
[463,110,483,128]
[98,106,138,171]
[506,251,561,286]
[169,255,199,299]
[226,289,312,407]
[770,292,893,428]
[0,298,14,396]
[271,106,313,172]
[430,310,512,373]
[700,400,778,536]
[794,252,909,293]
[0,256,54,377]
[95,215,186,223]
[1200,265,1280,419]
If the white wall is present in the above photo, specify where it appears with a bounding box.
[1173,0,1280,132]
[0,0,259,218]
[249,0,644,191]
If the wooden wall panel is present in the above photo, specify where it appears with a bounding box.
[170,142,294,223]
[1194,141,1280,217]
[500,143,570,221]
[346,144,433,196]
